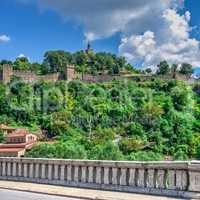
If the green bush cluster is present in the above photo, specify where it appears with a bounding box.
[0,78,199,160]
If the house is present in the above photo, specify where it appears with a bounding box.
[0,128,37,157]
[6,129,37,144]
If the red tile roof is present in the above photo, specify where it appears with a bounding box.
[0,141,35,148]
[0,148,24,153]
[7,129,28,138]
[0,143,27,148]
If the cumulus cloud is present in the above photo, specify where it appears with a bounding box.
[0,35,10,43]
[119,9,200,67]
[22,0,183,40]
[18,0,200,67]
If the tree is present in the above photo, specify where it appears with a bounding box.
[0,60,12,65]
[89,141,124,160]
[180,63,193,76]
[43,51,73,74]
[157,61,170,75]
[13,56,30,70]
[0,130,5,143]
[30,62,43,74]
[145,68,152,74]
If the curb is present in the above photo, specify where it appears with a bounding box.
[0,186,106,200]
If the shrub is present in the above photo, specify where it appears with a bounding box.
[88,141,124,161]
[119,137,144,154]
[173,145,189,160]
[26,141,87,159]
[127,151,163,161]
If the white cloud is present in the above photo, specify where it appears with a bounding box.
[119,9,200,68]
[19,0,200,67]
[18,54,26,58]
[0,35,10,43]
[23,0,183,40]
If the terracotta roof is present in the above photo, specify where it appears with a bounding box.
[0,148,24,153]
[0,143,27,148]
[7,129,28,138]
[0,141,36,149]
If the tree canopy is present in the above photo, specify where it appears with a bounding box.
[0,78,198,161]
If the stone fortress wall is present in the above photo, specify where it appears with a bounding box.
[0,65,76,84]
[1,64,191,84]
[0,158,200,199]
[0,64,117,84]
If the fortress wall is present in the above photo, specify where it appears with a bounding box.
[13,71,37,83]
[37,73,60,82]
[82,74,118,83]
[1,65,77,83]
[0,157,200,199]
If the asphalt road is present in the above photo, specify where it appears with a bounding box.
[0,189,82,200]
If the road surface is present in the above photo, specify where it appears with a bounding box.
[0,189,82,200]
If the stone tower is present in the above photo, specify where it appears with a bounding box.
[85,42,93,54]
[65,65,76,81]
[2,65,13,84]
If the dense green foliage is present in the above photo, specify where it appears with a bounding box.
[0,130,5,143]
[0,77,199,160]
[0,50,138,75]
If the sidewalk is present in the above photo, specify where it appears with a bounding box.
[0,181,180,200]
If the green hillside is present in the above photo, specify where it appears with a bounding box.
[0,78,199,161]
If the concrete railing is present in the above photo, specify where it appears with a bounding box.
[0,158,200,199]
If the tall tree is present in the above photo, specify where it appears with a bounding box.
[13,56,30,71]
[157,61,170,75]
[43,51,73,74]
[180,63,193,77]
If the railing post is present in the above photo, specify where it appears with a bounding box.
[129,168,135,186]
[12,162,17,177]
[112,167,118,185]
[54,164,59,180]
[67,165,72,182]
[81,166,87,183]
[35,163,40,179]
[48,164,53,180]
[7,162,11,176]
[88,166,94,183]
[147,169,155,188]
[60,165,65,181]
[29,163,34,178]
[137,168,145,188]
[103,167,110,185]
[23,163,28,178]
[2,161,6,176]
[120,168,127,186]
[188,162,200,192]
[41,164,46,179]
[74,166,79,182]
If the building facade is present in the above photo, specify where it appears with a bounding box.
[0,126,37,157]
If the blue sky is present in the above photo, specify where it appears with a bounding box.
[0,0,200,67]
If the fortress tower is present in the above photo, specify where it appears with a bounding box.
[2,65,13,84]
[85,42,93,54]
[65,65,76,81]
